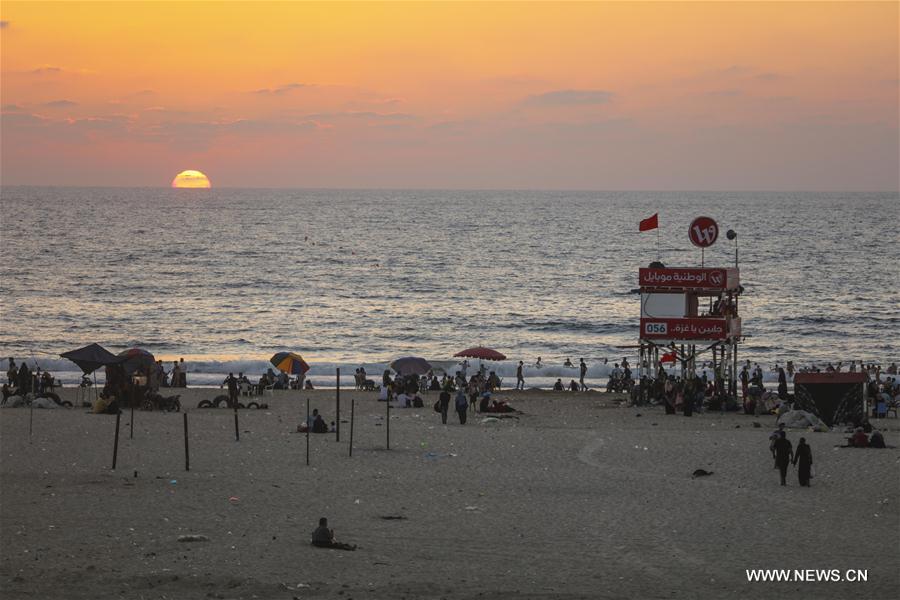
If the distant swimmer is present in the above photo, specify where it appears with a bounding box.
[534,357,543,369]
[564,358,574,368]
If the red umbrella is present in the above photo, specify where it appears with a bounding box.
[454,347,507,361]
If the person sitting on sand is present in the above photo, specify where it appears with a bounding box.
[553,378,564,391]
[869,430,886,449]
[304,379,314,390]
[569,379,579,392]
[393,391,411,408]
[311,517,356,551]
[849,428,869,448]
[312,413,328,434]
[479,391,491,413]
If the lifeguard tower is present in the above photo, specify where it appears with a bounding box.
[637,217,743,399]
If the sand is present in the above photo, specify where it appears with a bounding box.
[1,387,898,599]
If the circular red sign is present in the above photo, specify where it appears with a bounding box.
[688,216,719,248]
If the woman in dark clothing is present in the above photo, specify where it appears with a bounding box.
[793,437,813,487]
[777,367,788,400]
[773,431,793,486]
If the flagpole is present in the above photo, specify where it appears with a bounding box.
[656,227,660,261]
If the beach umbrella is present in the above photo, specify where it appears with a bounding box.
[60,343,123,374]
[117,348,156,375]
[270,352,310,375]
[390,356,432,376]
[454,347,507,361]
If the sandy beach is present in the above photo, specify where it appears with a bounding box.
[1,387,897,600]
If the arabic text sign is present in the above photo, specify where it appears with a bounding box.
[639,267,736,290]
[640,317,731,340]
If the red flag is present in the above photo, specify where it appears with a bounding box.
[639,213,659,232]
[660,351,677,364]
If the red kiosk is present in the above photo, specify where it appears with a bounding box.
[638,217,743,400]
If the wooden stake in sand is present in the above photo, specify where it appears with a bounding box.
[305,397,310,466]
[112,411,121,470]
[233,402,240,442]
[183,412,190,472]
[335,367,341,442]
[349,398,355,457]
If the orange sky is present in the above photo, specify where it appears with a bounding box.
[1,1,897,189]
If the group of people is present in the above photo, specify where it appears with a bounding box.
[146,359,188,392]
[769,424,814,487]
[4,358,58,401]
[868,376,900,418]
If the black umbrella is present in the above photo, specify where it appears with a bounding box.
[390,356,432,376]
[60,343,123,374]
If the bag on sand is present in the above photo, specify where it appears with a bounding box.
[433,400,441,413]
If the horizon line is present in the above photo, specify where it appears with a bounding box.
[1,184,898,194]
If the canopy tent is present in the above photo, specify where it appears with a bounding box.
[390,356,432,376]
[60,343,123,374]
[793,372,866,427]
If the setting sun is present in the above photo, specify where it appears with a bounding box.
[171,170,211,188]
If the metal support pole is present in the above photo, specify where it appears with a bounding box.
[386,397,391,450]
[112,411,121,470]
[305,398,310,466]
[335,368,341,442]
[183,412,190,471]
[349,399,355,457]
[233,403,239,442]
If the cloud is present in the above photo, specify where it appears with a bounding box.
[30,66,63,75]
[706,89,743,97]
[43,99,79,108]
[521,89,613,107]
[252,82,311,95]
[304,111,415,121]
[716,65,754,77]
[2,104,24,112]
[754,72,782,82]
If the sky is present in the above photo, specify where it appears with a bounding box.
[1,1,898,190]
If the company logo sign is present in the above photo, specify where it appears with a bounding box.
[689,216,719,248]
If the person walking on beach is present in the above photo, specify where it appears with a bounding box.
[439,388,451,424]
[171,361,181,390]
[793,438,813,487]
[7,358,16,386]
[773,431,793,486]
[455,388,468,424]
[516,361,525,390]
[769,423,785,467]
[579,358,588,391]
[223,372,238,408]
[179,358,187,387]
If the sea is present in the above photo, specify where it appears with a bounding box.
[1,187,897,388]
